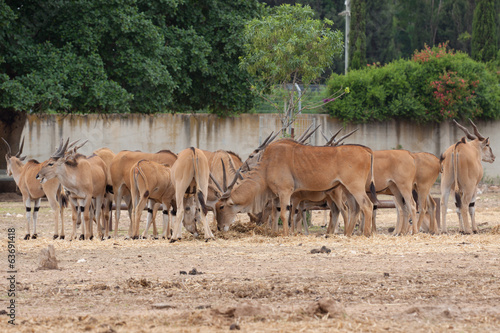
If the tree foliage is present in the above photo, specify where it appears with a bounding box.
[263,0,499,70]
[240,4,344,128]
[0,0,263,115]
[472,0,498,62]
[349,0,367,70]
[325,43,500,123]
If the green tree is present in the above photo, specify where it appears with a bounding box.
[472,0,498,62]
[239,4,344,132]
[366,0,399,65]
[0,0,263,115]
[349,0,367,70]
[325,43,500,123]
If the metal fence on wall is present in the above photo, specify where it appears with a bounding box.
[259,114,317,146]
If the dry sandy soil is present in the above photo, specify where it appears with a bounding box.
[1,187,500,332]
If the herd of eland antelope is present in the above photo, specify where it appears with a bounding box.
[2,119,495,241]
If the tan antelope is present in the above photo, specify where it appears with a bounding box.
[370,150,418,235]
[230,129,361,236]
[36,139,108,240]
[2,138,66,240]
[129,159,199,239]
[109,149,177,238]
[440,119,495,234]
[201,149,243,224]
[93,147,116,234]
[170,147,214,241]
[216,139,375,236]
[410,152,440,234]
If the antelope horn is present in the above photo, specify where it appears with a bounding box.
[74,139,88,151]
[299,124,320,143]
[258,131,275,150]
[51,138,64,157]
[67,139,80,149]
[296,123,314,142]
[228,157,243,180]
[1,138,12,156]
[321,131,329,143]
[209,172,223,194]
[52,138,70,158]
[227,156,237,173]
[468,119,485,140]
[227,169,241,191]
[453,120,476,140]
[221,190,232,200]
[16,137,25,157]
[334,128,359,146]
[221,159,227,191]
[326,127,343,146]
[267,129,281,144]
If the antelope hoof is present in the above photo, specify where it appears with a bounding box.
[132,236,139,240]
[170,238,179,243]
[60,235,65,240]
[53,234,59,240]
[473,230,478,234]
[32,234,38,240]
[79,234,85,240]
[24,234,30,240]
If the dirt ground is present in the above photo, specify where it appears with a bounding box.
[1,187,500,332]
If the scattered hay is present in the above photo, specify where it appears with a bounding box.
[491,224,500,234]
[37,244,59,270]
[126,278,152,288]
[230,222,280,237]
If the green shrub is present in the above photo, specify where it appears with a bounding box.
[325,43,500,123]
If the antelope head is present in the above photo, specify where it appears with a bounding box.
[2,137,26,176]
[454,119,495,163]
[36,138,70,183]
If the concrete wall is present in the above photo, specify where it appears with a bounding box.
[19,113,500,180]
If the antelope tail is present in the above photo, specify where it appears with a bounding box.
[57,186,69,209]
[134,160,150,200]
[191,148,208,215]
[453,148,462,209]
[368,152,378,204]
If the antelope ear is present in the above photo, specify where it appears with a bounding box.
[19,156,26,161]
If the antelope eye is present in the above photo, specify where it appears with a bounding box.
[48,163,54,166]
[220,205,224,210]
